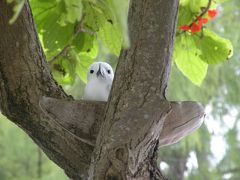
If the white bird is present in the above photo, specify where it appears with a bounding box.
[83,62,114,101]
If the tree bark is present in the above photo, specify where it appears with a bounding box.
[0,0,205,180]
[0,1,95,179]
[88,0,180,179]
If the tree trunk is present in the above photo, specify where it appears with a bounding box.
[0,1,94,178]
[88,0,179,179]
[0,0,204,179]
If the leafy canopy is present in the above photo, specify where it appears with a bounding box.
[175,0,233,85]
[8,0,233,86]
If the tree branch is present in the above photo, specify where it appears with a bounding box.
[40,97,204,148]
[48,14,96,66]
[87,0,181,178]
[0,1,95,179]
[0,0,204,179]
[159,101,204,147]
[39,96,105,145]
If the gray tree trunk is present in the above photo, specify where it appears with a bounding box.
[0,0,204,179]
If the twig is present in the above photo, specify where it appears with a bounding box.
[74,13,86,35]
[73,14,96,37]
[177,0,212,36]
[48,14,96,66]
[190,0,212,27]
[48,45,70,65]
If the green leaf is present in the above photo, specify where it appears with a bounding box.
[98,21,122,56]
[195,30,233,64]
[177,1,194,27]
[76,54,93,83]
[83,2,106,32]
[72,32,95,52]
[189,0,208,13]
[64,49,78,82]
[76,41,98,83]
[42,12,74,59]
[58,0,83,26]
[52,70,72,85]
[30,0,74,59]
[105,0,130,47]
[174,34,208,86]
[179,0,190,5]
[51,59,74,85]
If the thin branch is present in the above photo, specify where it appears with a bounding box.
[48,45,70,65]
[190,0,212,27]
[177,0,212,36]
[48,14,96,66]
[73,13,86,35]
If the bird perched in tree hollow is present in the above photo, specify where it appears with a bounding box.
[83,62,114,101]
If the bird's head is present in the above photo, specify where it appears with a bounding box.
[87,62,114,83]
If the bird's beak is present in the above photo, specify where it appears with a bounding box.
[96,64,104,78]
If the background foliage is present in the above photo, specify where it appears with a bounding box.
[0,0,239,179]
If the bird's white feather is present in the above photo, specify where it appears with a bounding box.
[83,62,114,101]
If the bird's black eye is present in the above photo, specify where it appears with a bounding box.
[107,70,111,74]
[90,70,94,74]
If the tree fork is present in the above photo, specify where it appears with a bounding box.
[0,0,204,180]
[86,0,199,179]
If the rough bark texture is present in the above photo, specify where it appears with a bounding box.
[0,0,205,180]
[41,98,204,149]
[41,98,204,179]
[0,1,95,179]
[88,0,180,179]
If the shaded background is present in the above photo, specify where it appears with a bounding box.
[0,0,239,179]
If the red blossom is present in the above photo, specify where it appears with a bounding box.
[190,22,202,34]
[198,17,209,25]
[178,9,217,35]
[179,25,191,31]
[208,10,217,19]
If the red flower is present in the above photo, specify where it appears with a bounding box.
[179,9,216,35]
[208,10,217,19]
[198,17,209,26]
[179,25,191,31]
[191,22,202,34]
